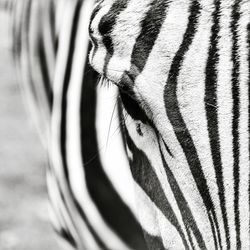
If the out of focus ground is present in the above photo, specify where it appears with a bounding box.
[0,9,61,250]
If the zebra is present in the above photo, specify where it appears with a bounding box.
[89,0,250,249]
[11,0,250,249]
[11,0,146,249]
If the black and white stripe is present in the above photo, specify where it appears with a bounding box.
[10,0,250,249]
[11,0,147,249]
[90,0,250,249]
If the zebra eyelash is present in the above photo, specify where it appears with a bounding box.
[97,75,134,102]
[97,75,114,88]
[97,74,152,126]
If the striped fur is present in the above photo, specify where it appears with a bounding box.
[11,0,146,249]
[11,0,250,249]
[89,0,250,249]
[51,1,146,248]
[11,0,56,143]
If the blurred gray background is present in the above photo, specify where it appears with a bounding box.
[0,6,61,250]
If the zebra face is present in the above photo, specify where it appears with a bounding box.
[89,0,180,152]
[89,0,250,249]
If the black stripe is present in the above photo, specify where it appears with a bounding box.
[13,1,24,60]
[119,88,149,124]
[143,230,165,250]
[98,0,129,74]
[38,39,53,110]
[60,2,109,249]
[47,164,79,249]
[128,0,169,80]
[163,1,221,249]
[158,138,207,250]
[119,0,170,88]
[117,95,132,154]
[123,126,189,249]
[80,49,147,249]
[57,190,78,248]
[55,227,77,248]
[12,1,20,58]
[48,0,58,55]
[57,187,80,248]
[60,0,81,182]
[91,1,103,22]
[24,0,40,104]
[205,0,230,249]
[231,1,242,248]
[89,2,103,59]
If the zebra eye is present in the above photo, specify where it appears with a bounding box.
[98,75,151,125]
[119,88,149,125]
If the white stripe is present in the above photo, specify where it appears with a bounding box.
[89,2,112,73]
[42,0,56,86]
[106,0,154,83]
[134,168,186,250]
[238,1,250,248]
[29,0,51,134]
[133,183,160,237]
[16,1,49,146]
[95,84,138,217]
[178,1,226,247]
[217,2,236,248]
[47,169,76,239]
[66,1,131,249]
[133,1,200,247]
[124,113,190,249]
[52,2,99,249]
[55,0,68,42]
[52,0,74,187]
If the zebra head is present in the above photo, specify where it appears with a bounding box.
[89,0,250,249]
